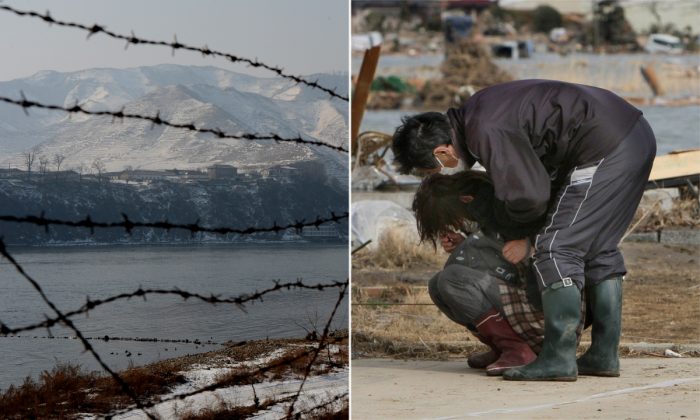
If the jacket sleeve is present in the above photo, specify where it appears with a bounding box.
[472,125,550,233]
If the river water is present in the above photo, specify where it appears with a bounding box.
[0,243,348,390]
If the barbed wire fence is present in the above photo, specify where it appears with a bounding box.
[0,95,348,153]
[0,3,349,419]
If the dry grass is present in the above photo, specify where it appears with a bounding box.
[621,242,700,344]
[308,403,349,419]
[214,338,348,385]
[352,227,444,271]
[352,287,482,359]
[0,363,185,419]
[182,341,349,419]
[352,241,700,359]
[630,197,700,233]
[180,398,277,420]
[0,335,349,418]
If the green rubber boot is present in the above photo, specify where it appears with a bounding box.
[577,277,623,377]
[503,282,581,382]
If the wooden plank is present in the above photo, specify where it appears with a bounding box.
[648,149,700,182]
[351,45,381,157]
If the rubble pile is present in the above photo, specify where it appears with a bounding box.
[418,40,512,109]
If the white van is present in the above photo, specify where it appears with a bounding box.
[645,34,683,54]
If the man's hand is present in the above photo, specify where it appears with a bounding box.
[502,239,531,264]
[439,231,465,253]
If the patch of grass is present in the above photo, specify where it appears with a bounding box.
[0,363,186,419]
[353,227,444,270]
[180,397,276,420]
[180,395,349,420]
[308,403,349,420]
[632,197,700,233]
[216,344,346,386]
[352,287,481,359]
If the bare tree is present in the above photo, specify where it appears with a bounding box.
[647,1,662,27]
[38,156,49,176]
[23,151,36,178]
[92,158,106,182]
[53,153,66,173]
[75,162,86,182]
[123,165,133,184]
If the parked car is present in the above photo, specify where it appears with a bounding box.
[645,33,683,54]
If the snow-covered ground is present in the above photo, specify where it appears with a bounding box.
[79,343,348,419]
[113,369,348,419]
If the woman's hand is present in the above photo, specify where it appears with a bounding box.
[502,239,531,264]
[439,231,465,253]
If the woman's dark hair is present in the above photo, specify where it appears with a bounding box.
[412,171,494,247]
[392,112,452,174]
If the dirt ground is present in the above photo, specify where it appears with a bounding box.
[352,241,700,357]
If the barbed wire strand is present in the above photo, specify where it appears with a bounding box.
[2,335,221,345]
[0,3,349,411]
[0,280,347,335]
[0,95,348,153]
[0,4,348,102]
[104,333,346,418]
[285,281,348,418]
[0,210,348,236]
[101,286,347,418]
[0,238,157,419]
[0,236,349,417]
[295,391,349,417]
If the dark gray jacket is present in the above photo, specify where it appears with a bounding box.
[446,79,641,232]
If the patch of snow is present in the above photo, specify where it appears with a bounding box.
[105,346,347,420]
[110,369,348,420]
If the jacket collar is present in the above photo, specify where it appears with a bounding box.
[446,107,476,168]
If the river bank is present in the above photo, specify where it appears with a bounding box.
[0,243,348,390]
[0,332,349,419]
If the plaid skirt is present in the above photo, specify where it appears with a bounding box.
[499,283,586,354]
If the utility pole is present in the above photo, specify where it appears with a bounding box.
[592,0,600,52]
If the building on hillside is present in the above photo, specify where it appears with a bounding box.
[51,170,81,182]
[207,164,238,180]
[261,165,296,180]
[115,170,171,182]
[301,224,343,240]
[170,169,209,183]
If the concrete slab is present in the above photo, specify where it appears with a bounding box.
[351,358,700,419]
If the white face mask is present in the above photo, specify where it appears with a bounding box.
[434,153,465,175]
[440,159,465,175]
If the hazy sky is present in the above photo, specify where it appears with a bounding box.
[0,0,349,82]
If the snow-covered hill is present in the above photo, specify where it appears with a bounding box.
[0,64,348,173]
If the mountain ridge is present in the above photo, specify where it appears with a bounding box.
[0,64,348,173]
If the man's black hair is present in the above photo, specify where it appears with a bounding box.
[392,112,452,174]
[413,171,540,246]
[412,171,493,247]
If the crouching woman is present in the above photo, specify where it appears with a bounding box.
[413,172,584,376]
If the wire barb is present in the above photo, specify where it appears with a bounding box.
[0,4,348,101]
[0,3,349,415]
[0,238,157,419]
[0,210,348,236]
[0,236,349,417]
[0,94,347,152]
